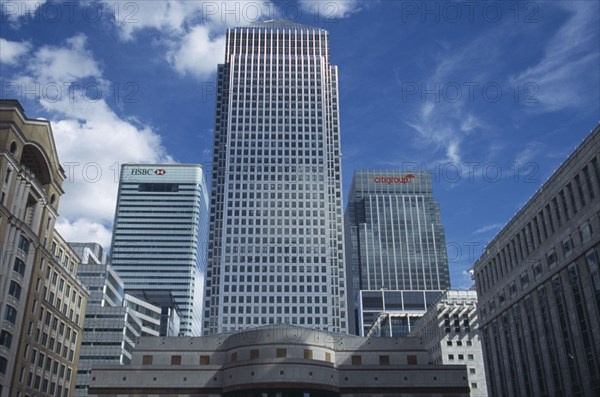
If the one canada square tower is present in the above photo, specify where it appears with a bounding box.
[204,20,347,334]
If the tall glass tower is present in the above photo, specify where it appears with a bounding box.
[110,164,209,336]
[204,20,347,334]
[345,170,450,335]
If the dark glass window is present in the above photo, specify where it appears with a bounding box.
[138,183,179,193]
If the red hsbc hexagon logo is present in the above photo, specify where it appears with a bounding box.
[154,169,166,176]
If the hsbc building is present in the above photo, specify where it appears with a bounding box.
[110,164,209,336]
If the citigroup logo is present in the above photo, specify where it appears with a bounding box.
[373,174,416,184]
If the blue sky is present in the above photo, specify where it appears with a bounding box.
[1,0,598,288]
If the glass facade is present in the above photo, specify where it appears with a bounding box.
[204,21,347,334]
[345,170,450,335]
[110,164,209,336]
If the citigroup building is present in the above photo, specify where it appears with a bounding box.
[345,170,451,335]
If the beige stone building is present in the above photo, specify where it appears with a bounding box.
[0,100,88,396]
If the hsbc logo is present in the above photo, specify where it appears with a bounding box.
[373,174,416,184]
[130,168,167,176]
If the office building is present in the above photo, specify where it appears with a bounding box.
[204,20,347,334]
[345,170,450,335]
[409,290,488,397]
[123,290,181,337]
[110,164,209,336]
[0,100,89,397]
[361,289,444,337]
[72,243,145,397]
[89,324,470,396]
[472,124,600,396]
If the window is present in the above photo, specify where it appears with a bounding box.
[448,354,455,360]
[250,349,259,360]
[0,357,7,374]
[231,352,237,362]
[351,355,362,365]
[142,355,153,365]
[8,281,21,300]
[276,348,287,358]
[303,349,313,360]
[468,354,474,360]
[580,223,592,244]
[0,330,12,348]
[199,355,210,365]
[471,382,478,389]
[447,341,453,346]
[586,249,600,291]
[3,305,17,324]
[13,258,25,276]
[379,355,390,365]
[458,354,464,360]
[562,238,574,257]
[546,251,557,267]
[325,352,332,362]
[533,261,543,278]
[171,355,181,365]
[509,282,517,297]
[520,272,530,287]
[470,368,476,374]
[18,235,30,253]
[407,355,418,365]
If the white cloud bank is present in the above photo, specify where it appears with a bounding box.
[298,0,363,19]
[10,34,172,247]
[0,38,31,64]
[100,0,276,79]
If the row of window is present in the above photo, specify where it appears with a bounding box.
[222,315,329,326]
[477,154,600,295]
[230,124,324,133]
[228,32,327,42]
[483,218,596,318]
[448,353,475,361]
[223,305,327,315]
[482,254,600,396]
[229,57,324,66]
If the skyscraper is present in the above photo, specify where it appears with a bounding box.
[110,164,209,336]
[345,170,450,335]
[204,20,347,334]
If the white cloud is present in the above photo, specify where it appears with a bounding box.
[167,25,226,79]
[55,218,113,248]
[405,104,481,164]
[25,34,102,82]
[12,35,172,249]
[1,0,47,24]
[98,0,277,79]
[0,38,31,64]
[473,223,502,235]
[298,0,363,19]
[514,142,542,165]
[512,2,599,112]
